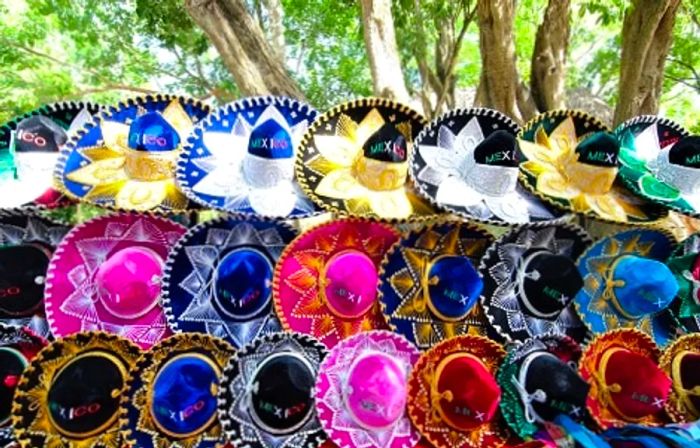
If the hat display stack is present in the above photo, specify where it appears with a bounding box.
[0,94,699,448]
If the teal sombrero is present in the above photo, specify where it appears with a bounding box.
[574,228,679,346]
[615,115,700,218]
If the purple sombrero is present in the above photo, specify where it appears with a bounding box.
[44,213,186,348]
[315,330,421,448]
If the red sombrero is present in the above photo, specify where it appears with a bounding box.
[273,218,399,348]
[45,213,186,348]
[579,329,671,429]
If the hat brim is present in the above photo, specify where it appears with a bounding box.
[162,216,297,348]
[666,232,700,332]
[315,330,420,448]
[218,331,328,448]
[0,102,100,209]
[12,331,140,447]
[479,222,592,343]
[411,108,565,225]
[518,110,666,224]
[579,329,664,429]
[379,220,493,350]
[497,334,584,439]
[614,116,698,218]
[177,96,323,218]
[407,334,508,448]
[659,333,700,423]
[56,94,210,213]
[119,333,234,447]
[296,97,436,221]
[44,213,186,348]
[273,218,399,348]
[0,209,69,339]
[574,228,677,346]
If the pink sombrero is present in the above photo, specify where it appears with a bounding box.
[273,219,400,348]
[44,213,186,348]
[315,330,421,448]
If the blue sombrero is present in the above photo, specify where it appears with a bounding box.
[0,101,99,208]
[56,94,210,212]
[162,216,297,348]
[574,228,679,346]
[177,96,321,218]
[119,333,234,448]
[378,220,493,350]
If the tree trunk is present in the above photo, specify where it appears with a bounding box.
[613,0,681,125]
[185,0,304,99]
[262,0,286,62]
[475,0,525,123]
[359,0,410,103]
[530,0,570,111]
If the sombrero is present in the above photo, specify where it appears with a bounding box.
[12,331,141,447]
[518,110,664,223]
[407,334,508,448]
[119,333,235,447]
[56,94,210,212]
[378,220,493,350]
[314,330,421,448]
[659,333,700,423]
[411,108,562,224]
[666,232,700,333]
[217,331,328,448]
[274,218,399,348]
[574,228,679,346]
[479,223,592,343]
[0,324,46,446]
[579,329,670,429]
[296,97,435,220]
[0,209,69,339]
[162,216,297,348]
[0,101,99,208]
[615,115,700,218]
[498,333,589,440]
[44,213,186,348]
[177,96,322,218]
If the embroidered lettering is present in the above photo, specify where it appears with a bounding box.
[686,154,700,165]
[443,289,470,305]
[142,134,168,147]
[543,286,562,300]
[16,130,47,147]
[631,392,650,403]
[54,403,102,420]
[485,150,515,164]
[250,138,289,151]
[368,141,405,159]
[335,287,363,304]
[259,400,307,419]
[0,286,21,298]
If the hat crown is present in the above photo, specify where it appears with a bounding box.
[94,246,163,320]
[576,132,620,167]
[362,123,407,163]
[14,115,67,152]
[213,247,273,320]
[249,352,315,435]
[518,251,583,318]
[0,245,49,317]
[46,351,126,437]
[321,250,378,320]
[128,111,180,152]
[151,353,219,437]
[611,255,678,318]
[344,352,407,430]
[425,255,482,321]
[435,353,501,431]
[522,353,589,421]
[601,348,670,420]
[0,346,27,423]
[669,136,700,168]
[675,351,700,418]
[473,130,519,167]
[247,118,294,160]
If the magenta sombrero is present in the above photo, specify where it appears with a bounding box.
[44,213,186,348]
[274,219,400,348]
[314,330,421,448]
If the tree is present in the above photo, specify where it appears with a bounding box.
[184,0,304,98]
[530,0,570,111]
[358,0,410,102]
[613,0,681,125]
